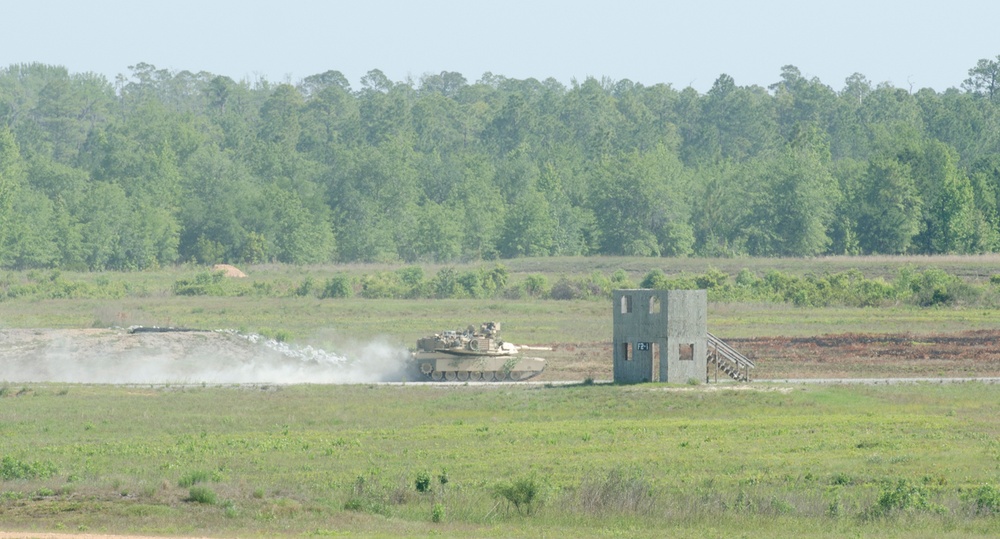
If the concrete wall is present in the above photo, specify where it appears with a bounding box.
[612,289,707,384]
[663,290,707,383]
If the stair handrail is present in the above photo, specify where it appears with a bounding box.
[707,332,755,370]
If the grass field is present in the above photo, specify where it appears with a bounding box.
[4,254,1000,343]
[2,256,1000,537]
[0,382,999,538]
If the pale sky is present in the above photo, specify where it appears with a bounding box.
[3,0,999,93]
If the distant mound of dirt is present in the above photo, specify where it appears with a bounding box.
[211,264,247,278]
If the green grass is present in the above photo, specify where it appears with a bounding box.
[1,258,1000,535]
[3,255,1000,345]
[1,294,997,348]
[1,383,1000,537]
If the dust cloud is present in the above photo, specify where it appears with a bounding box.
[0,328,416,385]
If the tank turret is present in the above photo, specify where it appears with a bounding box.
[412,322,545,381]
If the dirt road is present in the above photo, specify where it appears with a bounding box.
[3,327,1000,384]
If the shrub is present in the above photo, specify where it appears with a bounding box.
[585,271,613,297]
[223,499,239,518]
[482,264,509,294]
[173,271,227,296]
[494,475,545,515]
[735,268,760,288]
[359,272,402,299]
[870,479,942,517]
[431,502,445,523]
[695,267,729,289]
[415,471,431,493]
[964,484,1000,515]
[610,269,635,289]
[457,271,484,298]
[640,269,669,289]
[397,266,429,298]
[295,276,316,297]
[0,456,57,481]
[549,278,585,300]
[523,275,548,298]
[188,486,217,505]
[432,268,461,299]
[321,275,353,299]
[908,268,981,307]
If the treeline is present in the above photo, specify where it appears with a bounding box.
[3,265,996,309]
[2,59,1000,270]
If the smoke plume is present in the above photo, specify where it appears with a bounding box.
[0,328,415,384]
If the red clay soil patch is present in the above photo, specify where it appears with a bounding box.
[535,330,1000,381]
[726,329,1000,379]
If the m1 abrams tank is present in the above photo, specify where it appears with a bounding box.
[412,322,546,381]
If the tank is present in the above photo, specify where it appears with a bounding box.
[412,322,546,381]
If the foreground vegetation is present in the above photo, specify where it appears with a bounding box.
[1,257,998,536]
[0,383,998,538]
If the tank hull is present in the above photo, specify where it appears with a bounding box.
[412,351,546,381]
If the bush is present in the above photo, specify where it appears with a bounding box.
[187,486,217,504]
[640,269,669,289]
[397,266,429,298]
[549,278,585,300]
[610,269,635,289]
[735,268,760,288]
[457,271,484,298]
[494,475,545,515]
[482,264,509,294]
[432,268,461,299]
[0,456,57,481]
[415,471,431,493]
[359,272,402,299]
[695,267,729,289]
[870,479,942,517]
[173,271,228,296]
[222,499,239,518]
[964,484,1000,515]
[431,502,445,523]
[295,276,316,297]
[321,275,353,299]
[523,275,548,298]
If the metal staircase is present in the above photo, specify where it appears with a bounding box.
[707,333,755,382]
